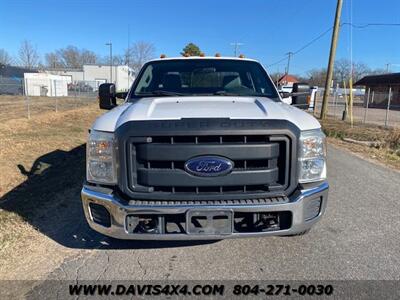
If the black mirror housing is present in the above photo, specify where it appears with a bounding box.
[291,83,310,110]
[98,83,117,110]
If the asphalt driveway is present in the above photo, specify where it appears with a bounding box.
[42,145,400,281]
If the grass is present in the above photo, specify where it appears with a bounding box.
[0,103,102,257]
[321,118,400,170]
[0,95,97,122]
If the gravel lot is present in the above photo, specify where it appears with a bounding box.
[314,98,400,128]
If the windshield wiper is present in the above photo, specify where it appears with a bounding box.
[213,91,277,98]
[134,90,187,97]
[247,92,278,98]
[213,91,241,96]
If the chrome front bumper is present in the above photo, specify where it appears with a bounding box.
[81,182,329,240]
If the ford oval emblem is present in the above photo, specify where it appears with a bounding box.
[184,156,234,177]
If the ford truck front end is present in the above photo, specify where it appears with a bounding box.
[81,57,328,240]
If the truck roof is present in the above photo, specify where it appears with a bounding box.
[147,56,259,63]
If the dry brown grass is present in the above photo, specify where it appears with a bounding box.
[0,95,96,122]
[0,103,101,196]
[321,118,400,170]
[0,104,102,267]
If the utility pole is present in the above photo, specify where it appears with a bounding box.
[385,63,390,73]
[276,66,281,87]
[285,52,293,76]
[127,25,130,89]
[320,0,343,119]
[230,42,243,57]
[105,42,113,83]
[386,63,400,73]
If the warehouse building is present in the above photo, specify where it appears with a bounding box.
[45,64,135,92]
[355,73,400,109]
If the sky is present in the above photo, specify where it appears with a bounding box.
[0,0,399,75]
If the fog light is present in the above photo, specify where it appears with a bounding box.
[89,203,111,227]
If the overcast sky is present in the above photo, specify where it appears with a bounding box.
[1,0,399,75]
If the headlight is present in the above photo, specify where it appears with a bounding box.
[87,130,117,184]
[298,129,327,183]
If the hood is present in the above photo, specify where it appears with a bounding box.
[92,96,321,132]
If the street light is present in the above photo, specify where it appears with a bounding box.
[105,42,112,83]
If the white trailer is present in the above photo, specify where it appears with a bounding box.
[43,65,135,92]
[24,73,71,97]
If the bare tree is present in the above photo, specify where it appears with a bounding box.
[47,46,99,68]
[80,49,98,65]
[307,61,374,88]
[0,49,14,65]
[352,61,370,82]
[307,68,328,87]
[124,41,155,73]
[45,52,63,68]
[99,55,124,65]
[334,59,351,84]
[18,40,39,68]
[57,46,81,68]
[111,55,124,65]
[334,59,371,86]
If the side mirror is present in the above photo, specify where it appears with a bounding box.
[291,83,310,110]
[98,83,117,110]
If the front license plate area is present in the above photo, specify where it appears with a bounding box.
[186,210,233,235]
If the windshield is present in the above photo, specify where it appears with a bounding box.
[130,59,279,100]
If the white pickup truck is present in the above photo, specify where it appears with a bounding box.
[82,56,328,240]
[279,84,318,111]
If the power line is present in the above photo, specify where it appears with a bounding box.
[292,27,333,55]
[342,22,400,28]
[267,57,288,68]
[267,22,400,68]
[267,26,333,67]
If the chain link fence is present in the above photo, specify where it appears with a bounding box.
[0,79,100,122]
[313,86,400,128]
[3,78,400,128]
